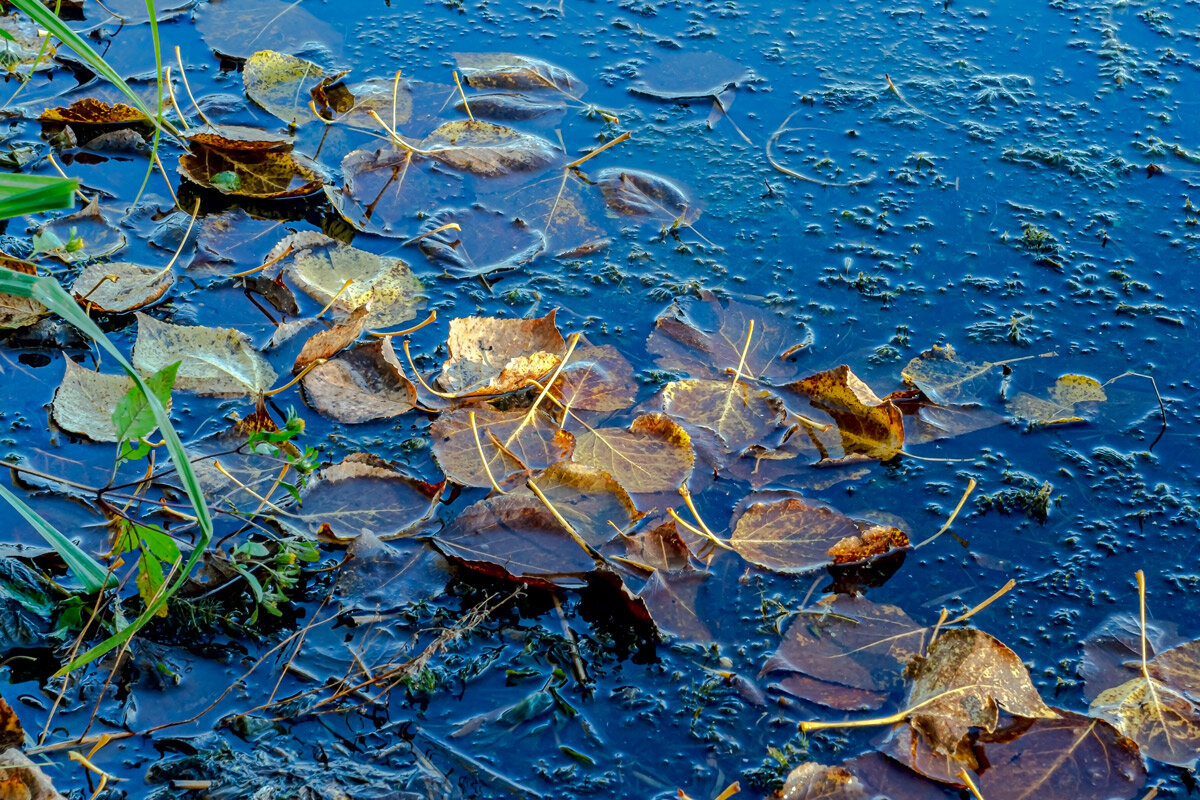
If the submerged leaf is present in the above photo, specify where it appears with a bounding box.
[639,570,711,642]
[596,167,697,225]
[195,0,341,60]
[132,313,276,396]
[327,146,450,237]
[454,52,584,94]
[1008,374,1107,425]
[548,345,635,412]
[900,343,1005,405]
[243,50,328,127]
[0,255,45,329]
[660,378,789,454]
[420,120,561,177]
[437,310,565,396]
[0,12,56,76]
[301,339,416,424]
[572,413,695,494]
[629,51,750,101]
[34,199,126,263]
[416,207,546,277]
[312,76,414,129]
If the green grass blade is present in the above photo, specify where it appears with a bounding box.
[0,482,112,593]
[0,173,78,219]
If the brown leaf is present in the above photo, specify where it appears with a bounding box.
[1008,374,1107,425]
[887,389,1005,445]
[179,146,326,198]
[430,406,574,488]
[420,120,561,178]
[276,453,441,542]
[779,762,868,800]
[785,365,905,461]
[729,492,908,574]
[292,306,369,374]
[647,293,813,384]
[510,173,608,255]
[975,710,1146,800]
[301,339,416,424]
[762,594,925,711]
[906,629,1056,763]
[311,76,414,130]
[548,345,635,412]
[524,461,640,548]
[0,696,22,750]
[184,124,292,152]
[0,255,45,329]
[0,747,65,800]
[572,413,695,494]
[70,261,172,313]
[659,378,790,454]
[437,310,566,396]
[596,167,698,225]
[620,518,692,572]
[454,52,586,95]
[38,98,149,126]
[638,569,711,642]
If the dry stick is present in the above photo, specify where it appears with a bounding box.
[212,461,290,515]
[712,93,754,146]
[800,681,1001,732]
[366,110,432,155]
[265,585,334,709]
[452,71,474,121]
[1105,371,1168,450]
[551,594,590,689]
[503,333,582,449]
[45,153,90,203]
[766,111,876,188]
[470,410,506,494]
[262,358,326,397]
[913,477,977,548]
[1134,570,1166,721]
[958,769,986,800]
[370,309,437,338]
[174,47,212,127]
[402,222,462,246]
[564,130,632,170]
[231,244,292,278]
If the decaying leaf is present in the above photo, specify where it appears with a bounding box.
[0,255,45,329]
[51,359,139,442]
[180,146,326,198]
[659,378,789,454]
[243,50,328,127]
[628,50,750,101]
[762,594,925,711]
[547,345,635,412]
[525,461,640,546]
[0,746,65,800]
[639,569,711,642]
[430,406,573,488]
[975,710,1146,800]
[647,293,812,384]
[596,167,698,225]
[420,120,561,178]
[619,518,692,572]
[132,313,276,396]
[729,492,909,574]
[454,52,585,95]
[0,695,23,750]
[1008,374,1107,425]
[454,92,567,121]
[185,124,292,152]
[292,306,369,374]
[311,76,414,129]
[278,453,441,542]
[511,173,608,255]
[899,344,1007,405]
[38,98,149,126]
[781,752,941,800]
[416,207,546,277]
[301,339,416,424]
[278,232,425,329]
[572,413,694,494]
[437,310,565,396]
[785,365,905,461]
[906,628,1056,765]
[70,262,172,313]
[327,146,450,237]
[779,762,867,800]
[34,199,126,263]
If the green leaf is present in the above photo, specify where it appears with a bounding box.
[137,523,181,564]
[0,482,111,593]
[113,361,178,442]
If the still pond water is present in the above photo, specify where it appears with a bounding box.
[2,0,1200,797]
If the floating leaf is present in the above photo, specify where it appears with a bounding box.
[0,255,45,329]
[455,92,566,121]
[132,313,277,396]
[762,594,925,711]
[900,343,1006,405]
[301,338,416,424]
[1008,374,1107,425]
[454,52,585,95]
[0,12,56,76]
[778,762,868,800]
[659,378,789,453]
[619,518,692,572]
[639,570,711,642]
[70,262,172,313]
[0,747,64,800]
[420,120,561,178]
[184,124,292,152]
[548,345,636,412]
[512,173,608,255]
[524,461,640,547]
[887,389,1005,445]
[311,76,413,129]
[730,492,909,574]
[437,310,565,396]
[327,146,450,237]
[38,98,149,126]
[430,406,573,488]
[280,232,425,329]
[572,413,694,494]
[647,293,812,384]
[180,146,325,198]
[975,710,1146,800]
[51,359,138,442]
[596,167,698,225]
[334,533,445,613]
[292,305,368,374]
[628,50,750,101]
[0,694,24,750]
[416,207,545,278]
[906,628,1056,764]
[780,752,950,800]
[34,198,126,263]
[785,365,905,461]
[277,453,440,542]
[195,0,341,61]
[243,50,328,127]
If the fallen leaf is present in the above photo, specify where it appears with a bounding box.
[334,533,445,613]
[430,405,574,488]
[1008,374,1107,425]
[311,76,414,129]
[0,695,22,749]
[70,261,172,313]
[762,594,925,711]
[195,0,341,60]
[420,120,561,178]
[132,313,277,396]
[596,167,698,225]
[38,98,149,126]
[0,255,45,329]
[180,146,325,199]
[906,628,1056,766]
[51,359,138,442]
[0,747,65,800]
[292,306,369,374]
[511,173,607,255]
[243,50,328,127]
[900,343,1005,405]
[619,518,692,572]
[184,124,292,152]
[571,413,695,494]
[659,378,789,453]
[437,310,566,396]
[301,338,416,424]
[639,570,711,642]
[416,207,546,277]
[782,753,939,800]
[523,461,640,547]
[327,146,450,237]
[975,710,1146,800]
[0,13,56,76]
[778,762,867,800]
[279,232,425,329]
[547,344,635,412]
[729,491,909,573]
[647,293,813,384]
[886,389,1005,445]
[454,52,586,95]
[34,199,126,263]
[785,365,905,461]
[628,50,750,101]
[277,453,441,542]
[455,92,567,121]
